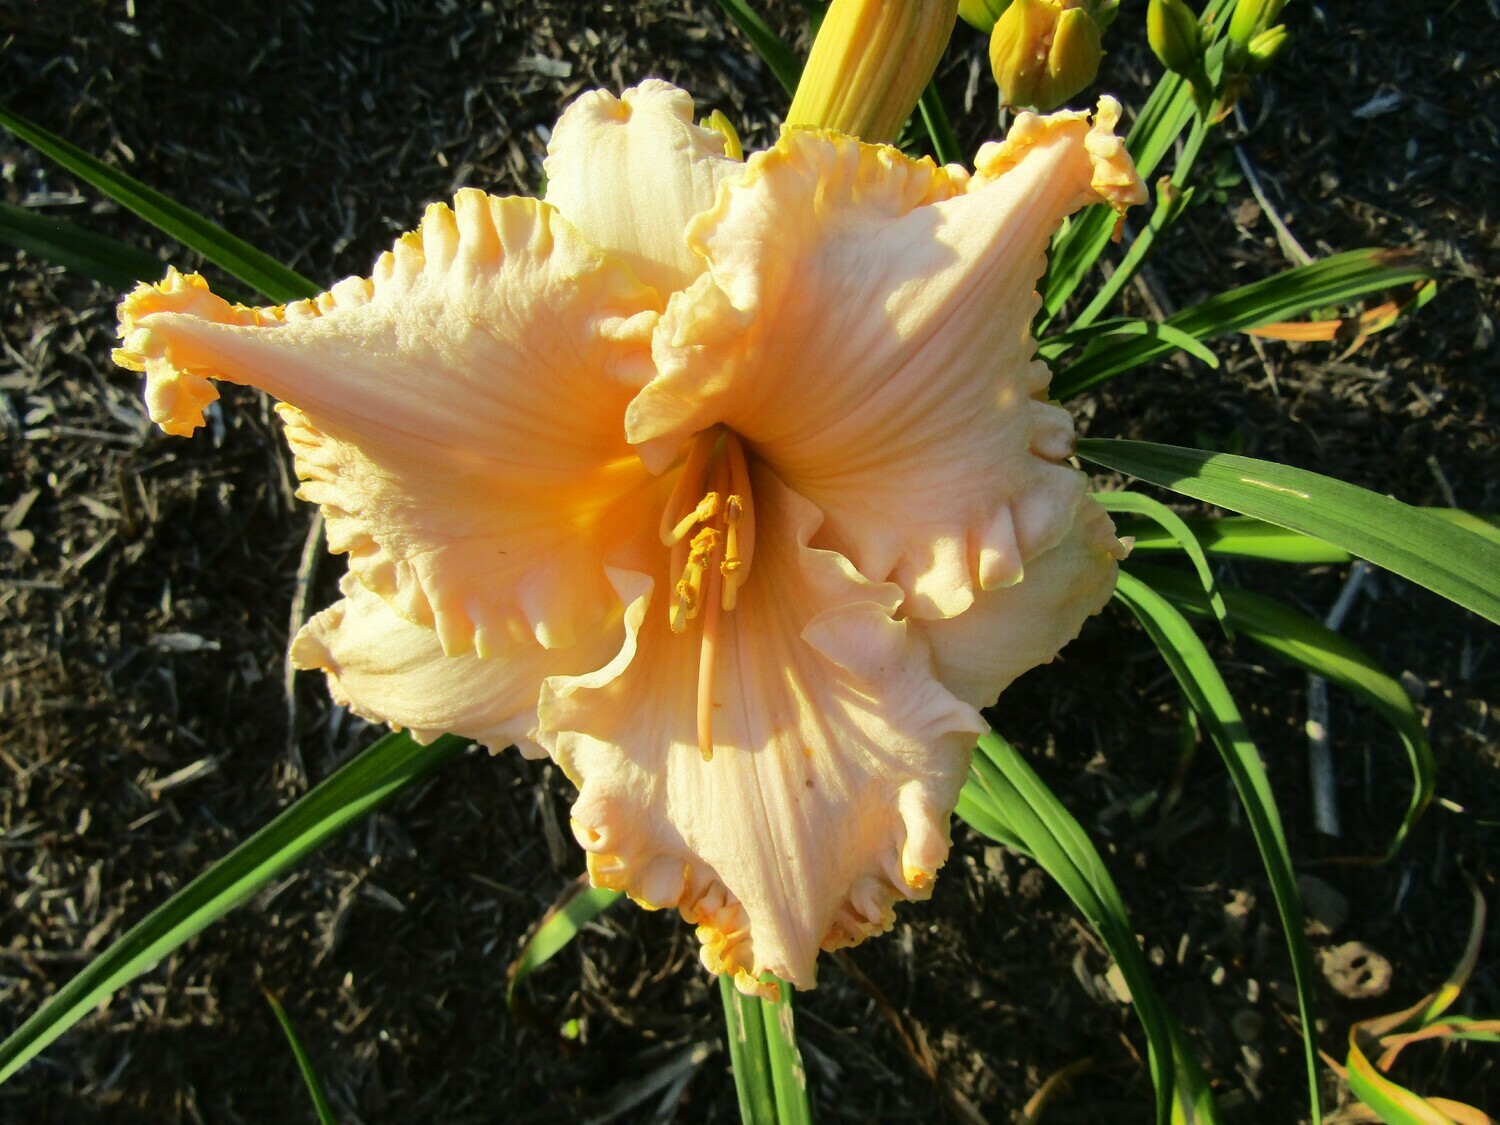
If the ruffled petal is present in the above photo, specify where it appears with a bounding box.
[543,79,740,297]
[916,494,1126,709]
[293,573,628,757]
[114,190,662,657]
[538,468,985,998]
[629,99,1145,619]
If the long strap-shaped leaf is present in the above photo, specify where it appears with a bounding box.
[957,731,1224,1124]
[0,103,318,303]
[1113,572,1321,1120]
[714,0,804,95]
[1054,250,1435,397]
[0,199,166,289]
[1079,439,1500,624]
[0,731,468,1085]
[719,974,812,1124]
[1131,562,1435,857]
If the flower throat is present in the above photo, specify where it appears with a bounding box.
[658,426,756,763]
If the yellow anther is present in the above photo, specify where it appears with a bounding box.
[667,492,720,545]
[671,528,720,634]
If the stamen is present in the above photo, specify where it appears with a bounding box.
[720,495,744,611]
[667,492,720,545]
[672,528,720,634]
[721,433,756,609]
[659,427,722,545]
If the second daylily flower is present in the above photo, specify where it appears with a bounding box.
[114,80,1144,998]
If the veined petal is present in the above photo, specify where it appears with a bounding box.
[629,99,1145,619]
[293,573,629,757]
[538,468,984,998]
[916,493,1126,709]
[543,79,740,297]
[114,190,661,657]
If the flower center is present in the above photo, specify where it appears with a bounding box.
[659,426,756,763]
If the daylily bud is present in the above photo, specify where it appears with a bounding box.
[1146,0,1202,77]
[958,0,1011,32]
[988,0,1103,111]
[1244,24,1288,73]
[1227,0,1285,45]
[787,0,960,144]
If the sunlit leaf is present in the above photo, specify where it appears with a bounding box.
[1130,562,1435,857]
[0,103,318,302]
[1113,572,1321,1119]
[1079,439,1500,624]
[958,731,1224,1124]
[719,974,812,1125]
[505,879,623,1012]
[1056,250,1435,396]
[1097,491,1230,635]
[0,731,468,1085]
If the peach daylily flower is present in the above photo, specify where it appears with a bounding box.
[113,80,1143,999]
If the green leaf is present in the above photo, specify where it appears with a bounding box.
[1097,491,1231,636]
[505,882,623,1011]
[1114,514,1355,563]
[262,986,337,1125]
[719,975,812,1125]
[0,731,468,1085]
[0,103,319,303]
[1113,571,1321,1120]
[1078,439,1500,624]
[0,200,165,289]
[918,80,962,166]
[1131,561,1435,856]
[713,0,803,95]
[1055,249,1435,397]
[958,731,1224,1124]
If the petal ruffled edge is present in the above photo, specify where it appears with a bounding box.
[538,469,985,999]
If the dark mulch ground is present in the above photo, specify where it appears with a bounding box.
[1,2,1496,1122]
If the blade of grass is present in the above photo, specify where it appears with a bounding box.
[959,731,1223,1124]
[1113,571,1321,1119]
[0,200,165,289]
[1078,439,1500,624]
[1055,250,1436,397]
[1097,491,1230,636]
[0,730,468,1085]
[262,986,337,1125]
[713,0,803,95]
[1130,561,1435,856]
[505,881,622,1012]
[0,103,318,303]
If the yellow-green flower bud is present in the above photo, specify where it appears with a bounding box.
[787,0,960,144]
[988,0,1103,111]
[958,0,1011,33]
[1244,24,1288,73]
[1227,0,1285,45]
[1147,0,1201,77]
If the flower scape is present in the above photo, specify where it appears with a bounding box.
[112,80,1145,1000]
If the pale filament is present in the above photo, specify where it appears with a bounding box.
[660,427,757,761]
